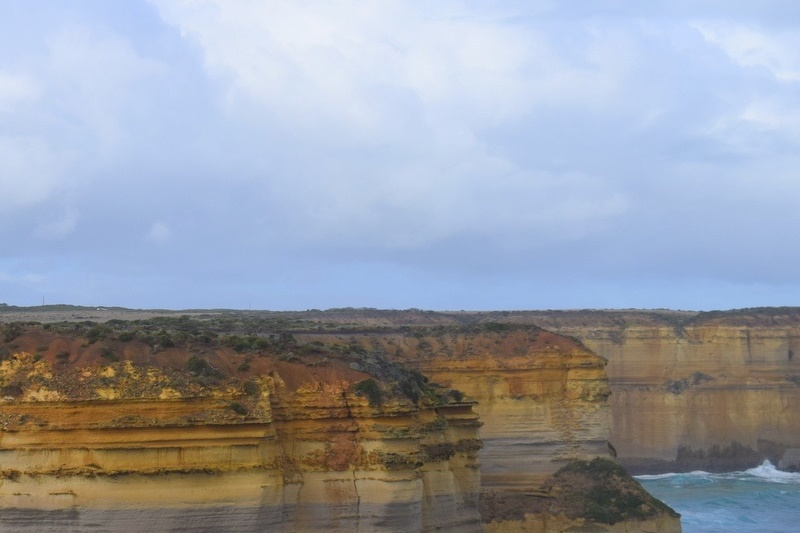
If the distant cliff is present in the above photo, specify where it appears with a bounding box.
[0,313,679,532]
[520,308,800,473]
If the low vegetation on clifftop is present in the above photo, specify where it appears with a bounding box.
[0,315,470,408]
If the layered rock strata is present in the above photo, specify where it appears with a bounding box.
[355,327,613,489]
[0,316,681,532]
[301,326,679,531]
[0,326,482,532]
[523,309,800,472]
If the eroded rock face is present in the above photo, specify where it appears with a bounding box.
[0,326,482,532]
[0,317,680,532]
[527,310,800,473]
[369,327,613,490]
[321,326,678,531]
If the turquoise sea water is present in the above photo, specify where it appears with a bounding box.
[638,461,800,533]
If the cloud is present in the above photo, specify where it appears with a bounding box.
[149,222,172,244]
[0,136,64,210]
[0,16,174,225]
[145,0,633,252]
[151,0,632,131]
[0,269,45,285]
[33,207,80,239]
[44,24,168,157]
[694,22,800,82]
[0,71,41,112]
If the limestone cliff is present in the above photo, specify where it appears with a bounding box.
[298,325,678,531]
[516,309,800,473]
[0,322,482,532]
[0,313,680,532]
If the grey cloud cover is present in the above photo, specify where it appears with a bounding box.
[2,0,800,310]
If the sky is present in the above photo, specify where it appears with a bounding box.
[2,1,800,311]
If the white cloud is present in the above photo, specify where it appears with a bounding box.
[146,0,633,250]
[268,144,627,249]
[33,207,80,239]
[21,273,46,283]
[150,0,631,132]
[0,270,45,284]
[149,222,172,244]
[694,22,800,82]
[738,100,800,134]
[10,1,800,308]
[0,71,42,112]
[45,25,168,157]
[0,136,64,210]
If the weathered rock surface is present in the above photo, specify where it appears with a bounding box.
[300,325,678,531]
[0,324,483,532]
[370,327,613,489]
[0,312,681,532]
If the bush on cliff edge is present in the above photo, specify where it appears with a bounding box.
[354,378,383,406]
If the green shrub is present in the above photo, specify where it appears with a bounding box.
[398,377,420,403]
[229,401,248,415]
[100,348,119,362]
[185,355,222,379]
[546,458,678,524]
[155,330,175,349]
[116,331,135,342]
[0,383,23,397]
[243,380,259,396]
[354,379,383,406]
[3,324,22,343]
[86,325,112,344]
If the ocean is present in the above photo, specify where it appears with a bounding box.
[638,461,800,533]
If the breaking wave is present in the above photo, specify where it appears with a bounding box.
[638,461,800,533]
[636,460,800,484]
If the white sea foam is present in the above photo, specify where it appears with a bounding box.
[743,460,800,484]
[637,460,800,485]
[636,473,677,480]
[636,470,711,481]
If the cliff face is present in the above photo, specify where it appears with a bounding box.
[365,327,613,490]
[0,325,482,532]
[527,310,800,473]
[0,316,680,532]
[308,326,678,532]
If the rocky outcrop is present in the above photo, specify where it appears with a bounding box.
[521,309,800,473]
[480,458,681,533]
